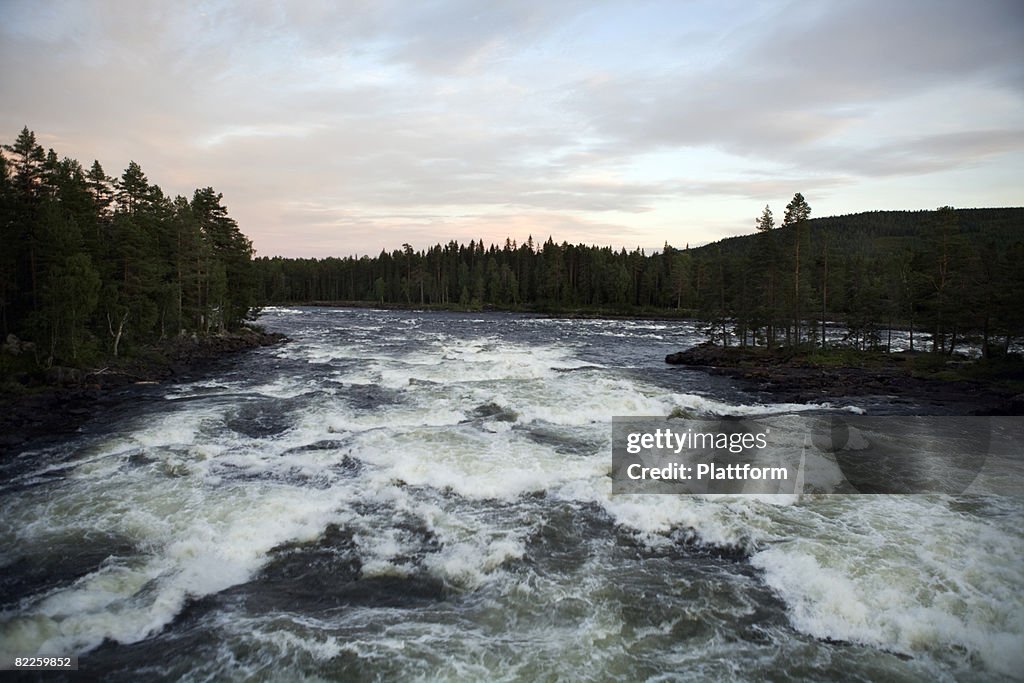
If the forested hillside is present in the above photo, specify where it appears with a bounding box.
[255,198,1023,357]
[0,127,257,371]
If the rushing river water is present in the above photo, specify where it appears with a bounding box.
[1,307,1022,681]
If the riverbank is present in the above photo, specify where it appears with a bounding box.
[666,344,1024,415]
[0,328,288,455]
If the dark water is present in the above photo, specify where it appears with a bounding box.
[1,307,1021,681]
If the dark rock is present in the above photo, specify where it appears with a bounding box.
[665,344,730,366]
[44,366,83,386]
[0,329,289,460]
[225,521,447,614]
[0,533,137,608]
[2,333,35,356]
[664,345,1019,414]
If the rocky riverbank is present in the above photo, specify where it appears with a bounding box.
[666,344,1024,415]
[0,328,288,456]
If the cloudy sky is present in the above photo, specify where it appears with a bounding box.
[2,1,1021,257]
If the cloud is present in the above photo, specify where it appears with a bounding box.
[676,175,856,200]
[569,0,1024,172]
[799,129,1024,177]
[762,0,1024,92]
[1,0,1022,257]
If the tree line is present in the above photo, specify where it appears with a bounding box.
[3,123,1017,367]
[0,127,257,369]
[255,198,1023,357]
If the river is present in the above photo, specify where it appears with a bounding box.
[1,307,1021,681]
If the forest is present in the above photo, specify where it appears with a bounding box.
[0,127,257,371]
[2,124,1021,376]
[255,199,1024,357]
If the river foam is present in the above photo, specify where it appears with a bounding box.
[1,307,1020,680]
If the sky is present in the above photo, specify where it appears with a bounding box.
[1,0,1022,258]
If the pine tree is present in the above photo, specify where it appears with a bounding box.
[116,161,150,215]
[3,128,46,314]
[192,187,255,330]
[783,192,811,344]
[3,127,45,199]
[756,205,774,233]
[754,205,780,347]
